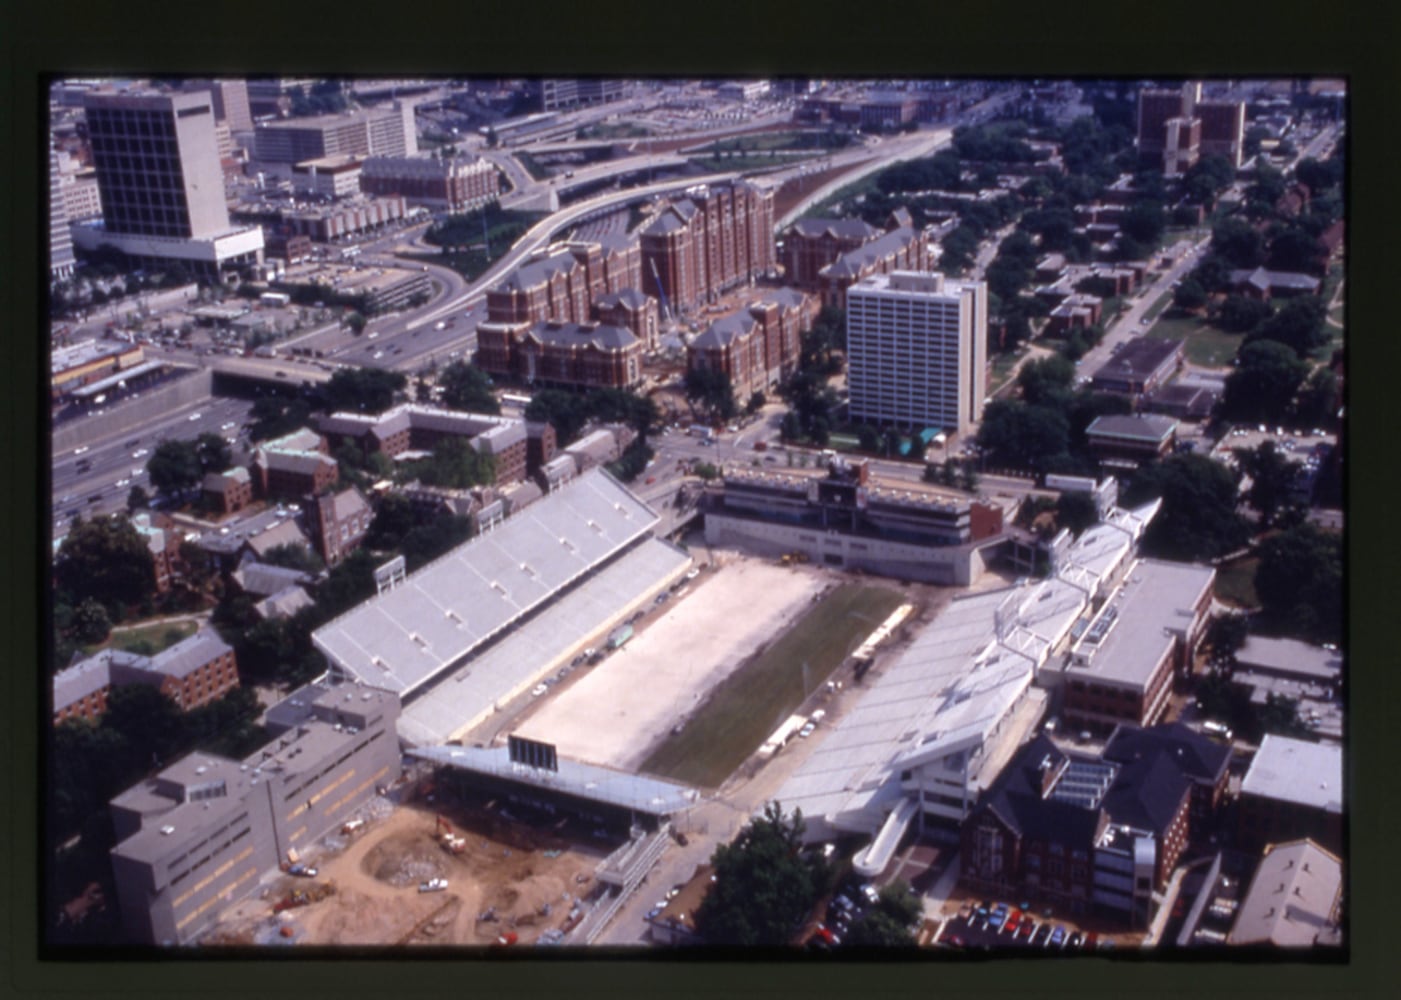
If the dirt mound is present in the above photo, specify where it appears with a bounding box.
[361,831,447,887]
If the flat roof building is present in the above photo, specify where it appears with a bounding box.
[108,679,400,944]
[252,105,416,164]
[1237,735,1343,855]
[845,271,988,437]
[1088,337,1183,398]
[1061,558,1215,733]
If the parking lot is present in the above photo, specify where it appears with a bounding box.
[936,898,1139,954]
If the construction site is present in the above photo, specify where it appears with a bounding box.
[200,783,619,948]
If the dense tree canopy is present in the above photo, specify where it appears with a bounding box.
[54,515,156,612]
[146,439,205,495]
[1254,523,1342,645]
[247,396,314,443]
[1124,454,1249,562]
[404,436,496,490]
[694,803,822,947]
[1232,441,1298,529]
[438,361,500,414]
[976,399,1070,473]
[1250,295,1328,357]
[320,367,407,415]
[684,367,738,424]
[1211,217,1267,270]
[1221,340,1311,425]
[525,389,591,445]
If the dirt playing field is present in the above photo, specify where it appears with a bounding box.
[515,553,829,772]
[199,794,611,948]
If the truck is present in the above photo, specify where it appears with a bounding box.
[689,426,714,440]
[607,623,634,650]
[259,291,291,307]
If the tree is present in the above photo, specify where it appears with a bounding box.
[1253,523,1342,644]
[976,400,1070,473]
[146,439,204,495]
[126,485,151,512]
[1206,614,1250,670]
[1124,454,1249,562]
[1055,491,1099,536]
[409,436,496,490]
[693,803,821,946]
[1252,295,1328,356]
[247,396,313,443]
[345,311,366,336]
[1216,295,1273,334]
[684,367,738,424]
[70,598,113,646]
[857,424,881,452]
[745,391,767,417]
[260,542,324,575]
[525,389,590,446]
[1267,224,1324,274]
[1232,441,1297,528]
[320,367,407,415]
[844,880,921,947]
[399,513,474,572]
[1172,279,1208,312]
[438,361,500,414]
[1211,217,1266,270]
[196,432,233,475]
[365,493,417,551]
[1292,368,1339,428]
[54,515,156,612]
[103,684,188,771]
[1121,200,1166,246]
[313,548,378,620]
[1016,355,1075,408]
[1221,340,1310,425]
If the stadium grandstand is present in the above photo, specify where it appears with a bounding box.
[312,468,692,744]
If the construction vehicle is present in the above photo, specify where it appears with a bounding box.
[435,815,467,854]
[271,881,335,913]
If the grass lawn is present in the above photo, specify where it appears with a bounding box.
[1146,314,1243,368]
[1213,557,1260,609]
[86,619,199,657]
[639,583,907,787]
[989,347,1029,395]
[1143,293,1173,322]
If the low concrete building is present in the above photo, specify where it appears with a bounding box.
[108,679,401,944]
[1060,558,1215,734]
[1085,414,1179,468]
[1236,735,1342,856]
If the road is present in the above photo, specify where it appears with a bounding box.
[1075,232,1214,375]
[52,395,255,539]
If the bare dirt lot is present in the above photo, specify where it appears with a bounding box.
[200,794,611,948]
[516,553,828,772]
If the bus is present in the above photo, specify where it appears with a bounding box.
[501,393,534,409]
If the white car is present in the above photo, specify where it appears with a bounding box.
[532,683,548,697]
[798,723,817,738]
[132,449,148,458]
[419,878,449,893]
[188,412,202,422]
[73,446,89,456]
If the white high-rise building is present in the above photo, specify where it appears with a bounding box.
[845,270,987,436]
[49,138,76,282]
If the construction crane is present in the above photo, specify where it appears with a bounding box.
[648,258,672,325]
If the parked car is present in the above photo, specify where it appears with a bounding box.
[1049,926,1066,948]
[798,723,817,738]
[531,683,548,697]
[419,878,449,893]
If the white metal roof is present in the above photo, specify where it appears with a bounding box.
[395,536,690,746]
[312,468,657,697]
[1241,735,1343,813]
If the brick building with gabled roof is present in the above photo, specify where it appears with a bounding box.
[687,287,818,403]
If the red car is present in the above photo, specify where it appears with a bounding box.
[1017,918,1037,941]
[1004,911,1023,935]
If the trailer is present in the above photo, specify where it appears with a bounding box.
[607,624,634,650]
